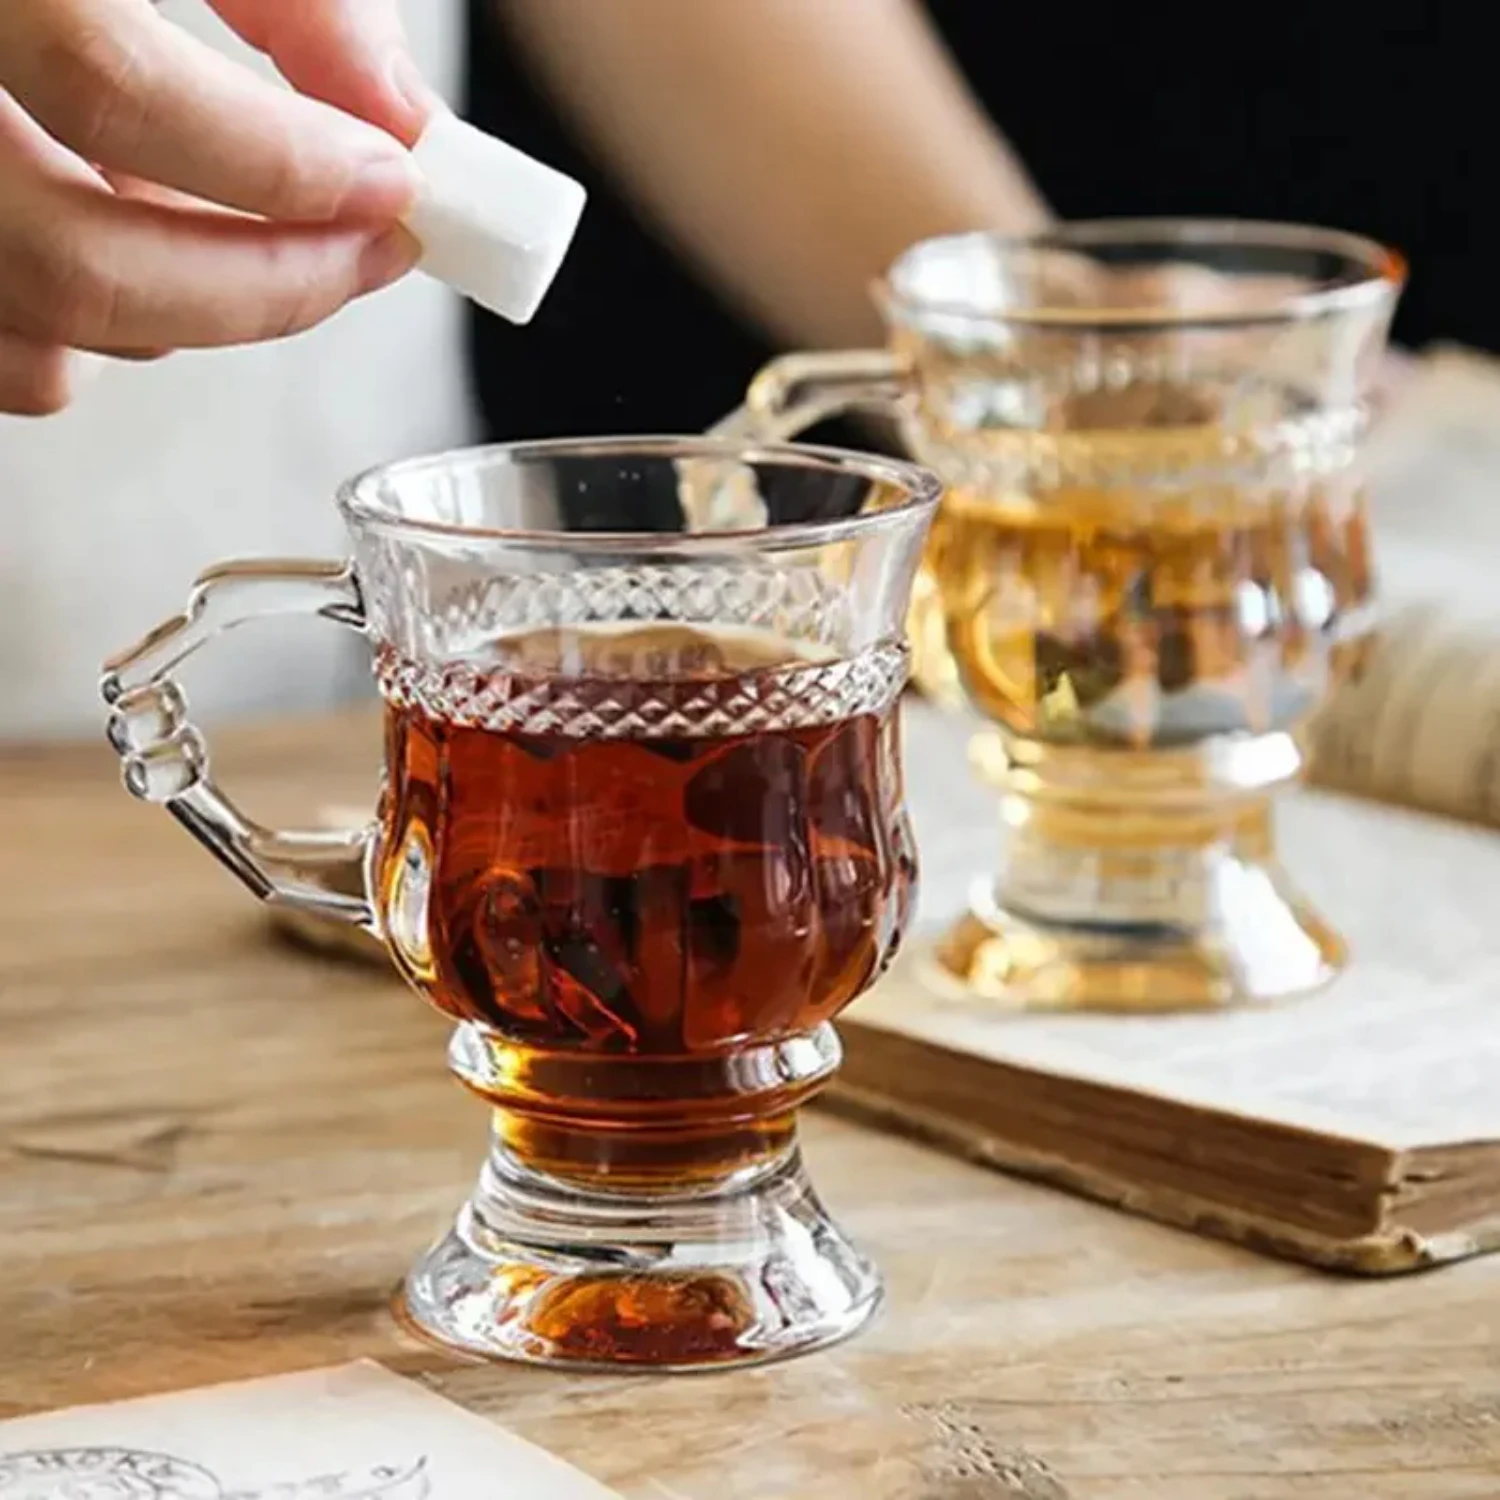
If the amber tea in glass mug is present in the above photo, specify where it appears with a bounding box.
[380,623,914,1188]
[715,220,1404,1013]
[101,437,938,1370]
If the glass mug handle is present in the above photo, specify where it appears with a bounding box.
[710,348,913,443]
[99,558,376,929]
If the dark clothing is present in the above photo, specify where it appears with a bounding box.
[465,4,1489,442]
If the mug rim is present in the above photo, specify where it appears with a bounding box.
[877,217,1407,333]
[336,435,943,553]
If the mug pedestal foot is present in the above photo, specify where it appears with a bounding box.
[929,729,1346,1012]
[927,872,1344,1013]
[399,1133,881,1371]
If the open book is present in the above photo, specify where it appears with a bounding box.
[833,346,1500,1274]
[839,697,1500,1273]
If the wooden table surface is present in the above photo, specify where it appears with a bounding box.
[2,712,1498,1499]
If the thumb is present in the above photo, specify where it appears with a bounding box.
[208,0,438,149]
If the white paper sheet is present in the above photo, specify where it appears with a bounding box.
[0,1363,619,1500]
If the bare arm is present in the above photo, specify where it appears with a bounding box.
[497,0,1048,348]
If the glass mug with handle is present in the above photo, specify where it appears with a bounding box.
[101,437,940,1370]
[713,220,1404,1013]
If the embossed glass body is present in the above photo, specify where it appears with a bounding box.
[101,437,939,1369]
[717,221,1404,1011]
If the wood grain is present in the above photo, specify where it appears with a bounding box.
[3,712,1499,1498]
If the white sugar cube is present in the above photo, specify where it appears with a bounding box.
[404,108,587,325]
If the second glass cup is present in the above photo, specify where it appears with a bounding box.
[716,220,1404,1013]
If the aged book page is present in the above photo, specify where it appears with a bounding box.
[1305,603,1500,824]
[1306,345,1500,821]
[889,699,1500,1155]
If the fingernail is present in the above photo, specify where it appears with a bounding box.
[358,225,422,295]
[341,148,421,223]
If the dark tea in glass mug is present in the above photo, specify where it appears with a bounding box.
[102,436,940,1370]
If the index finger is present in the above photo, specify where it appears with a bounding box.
[0,0,418,223]
[208,0,434,147]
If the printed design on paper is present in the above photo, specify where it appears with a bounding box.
[0,1449,430,1500]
